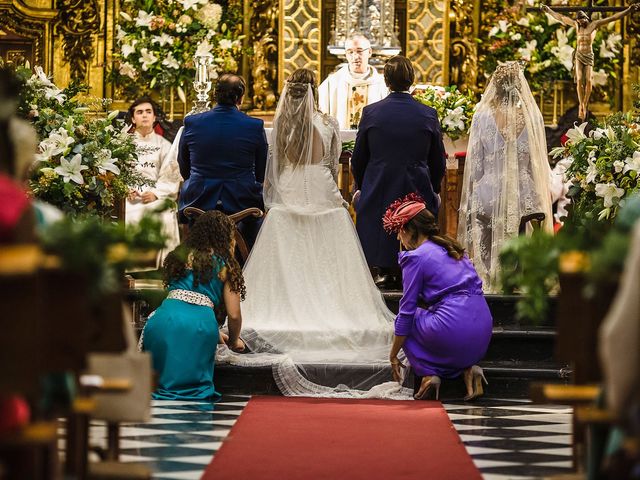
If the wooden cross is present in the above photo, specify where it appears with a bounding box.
[526,1,628,14]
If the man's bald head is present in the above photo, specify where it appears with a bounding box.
[345,35,372,74]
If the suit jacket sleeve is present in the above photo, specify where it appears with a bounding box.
[351,108,371,190]
[177,121,191,181]
[428,119,446,194]
[255,122,268,184]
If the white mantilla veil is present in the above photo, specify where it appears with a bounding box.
[218,79,410,399]
[458,61,553,293]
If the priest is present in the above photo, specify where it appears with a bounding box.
[318,35,388,130]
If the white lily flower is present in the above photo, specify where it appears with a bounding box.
[564,122,588,145]
[605,126,616,142]
[613,160,625,173]
[139,48,158,71]
[33,66,55,88]
[516,16,530,27]
[48,127,75,154]
[54,154,88,184]
[218,39,234,50]
[195,40,214,57]
[180,0,208,10]
[35,140,60,162]
[44,87,66,104]
[119,62,136,79]
[121,42,137,59]
[135,10,154,28]
[489,20,511,37]
[518,39,537,62]
[115,25,127,42]
[511,33,522,41]
[586,157,598,184]
[592,69,608,87]
[119,11,132,22]
[545,12,560,25]
[595,182,625,208]
[152,33,174,47]
[95,149,121,175]
[162,52,180,70]
[623,151,640,174]
[442,106,465,131]
[590,128,605,140]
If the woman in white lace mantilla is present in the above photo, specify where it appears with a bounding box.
[458,61,553,293]
[219,68,407,399]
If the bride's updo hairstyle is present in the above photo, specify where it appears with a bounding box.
[275,68,317,167]
[286,68,318,103]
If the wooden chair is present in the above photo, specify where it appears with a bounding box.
[182,207,264,263]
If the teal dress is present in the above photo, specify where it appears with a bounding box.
[142,261,224,401]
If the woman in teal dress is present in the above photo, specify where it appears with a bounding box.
[142,211,246,401]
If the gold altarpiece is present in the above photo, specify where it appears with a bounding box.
[1,0,638,114]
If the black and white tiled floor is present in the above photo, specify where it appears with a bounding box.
[85,396,573,479]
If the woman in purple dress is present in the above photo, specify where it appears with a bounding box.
[384,194,493,400]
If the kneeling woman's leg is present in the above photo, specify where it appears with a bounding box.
[143,300,221,401]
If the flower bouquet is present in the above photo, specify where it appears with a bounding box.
[551,113,640,223]
[15,65,148,217]
[111,0,244,98]
[413,85,476,141]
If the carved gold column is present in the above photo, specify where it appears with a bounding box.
[55,0,100,82]
[406,0,448,84]
[0,1,55,72]
[448,0,479,93]
[278,0,321,88]
[248,0,278,110]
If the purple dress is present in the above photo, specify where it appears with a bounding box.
[396,240,493,378]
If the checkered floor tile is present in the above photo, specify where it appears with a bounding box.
[82,396,572,479]
[444,399,574,479]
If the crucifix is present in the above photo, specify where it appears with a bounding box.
[530,2,639,120]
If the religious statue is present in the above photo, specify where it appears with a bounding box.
[541,3,640,120]
[318,35,388,129]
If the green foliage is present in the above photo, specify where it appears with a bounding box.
[40,213,166,297]
[413,86,476,140]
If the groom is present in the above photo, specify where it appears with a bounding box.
[177,74,268,250]
[351,56,446,287]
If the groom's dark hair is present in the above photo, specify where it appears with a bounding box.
[215,74,246,105]
[384,56,415,92]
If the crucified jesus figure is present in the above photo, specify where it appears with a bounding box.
[541,3,639,120]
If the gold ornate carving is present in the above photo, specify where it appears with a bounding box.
[448,0,478,93]
[0,2,55,71]
[406,0,447,84]
[55,0,100,82]
[278,0,321,89]
[250,0,278,110]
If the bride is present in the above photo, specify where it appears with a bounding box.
[220,68,408,398]
[457,61,553,293]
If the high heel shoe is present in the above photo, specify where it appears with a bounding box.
[463,366,488,401]
[415,375,441,400]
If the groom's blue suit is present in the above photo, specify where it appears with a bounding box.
[351,92,446,268]
[177,105,268,245]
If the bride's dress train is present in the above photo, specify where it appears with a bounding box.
[217,85,410,398]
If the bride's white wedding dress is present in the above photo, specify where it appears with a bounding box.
[218,82,409,399]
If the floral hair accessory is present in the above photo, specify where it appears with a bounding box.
[382,193,427,234]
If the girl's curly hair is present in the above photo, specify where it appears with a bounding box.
[163,210,246,300]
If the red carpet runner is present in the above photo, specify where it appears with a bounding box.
[203,396,482,480]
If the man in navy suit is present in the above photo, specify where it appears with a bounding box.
[351,56,446,287]
[178,74,268,249]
